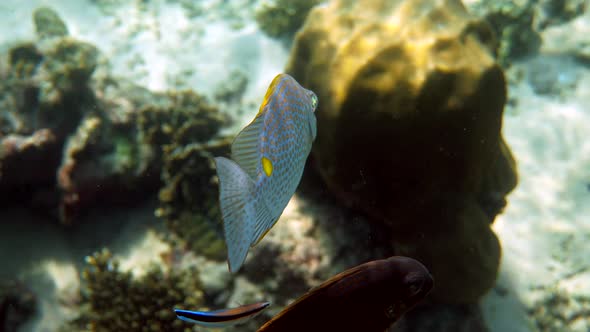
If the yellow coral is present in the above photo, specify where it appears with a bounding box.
[287,0,516,303]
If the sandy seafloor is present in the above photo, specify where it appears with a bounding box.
[1,0,589,331]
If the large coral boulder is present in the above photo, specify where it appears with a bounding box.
[287,0,517,303]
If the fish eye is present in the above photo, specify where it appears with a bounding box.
[308,91,318,112]
[404,274,424,296]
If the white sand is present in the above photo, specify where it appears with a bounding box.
[482,62,590,331]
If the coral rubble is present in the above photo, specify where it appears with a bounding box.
[287,0,517,303]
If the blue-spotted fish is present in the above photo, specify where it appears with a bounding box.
[175,301,270,327]
[215,73,318,273]
[257,256,434,332]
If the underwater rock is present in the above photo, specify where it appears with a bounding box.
[468,0,541,64]
[36,37,98,134]
[0,279,37,332]
[0,6,230,223]
[0,9,102,215]
[157,139,231,261]
[287,0,517,303]
[63,248,203,332]
[0,130,60,203]
[56,114,155,222]
[255,0,321,41]
[33,7,69,40]
[536,0,587,29]
[56,88,228,223]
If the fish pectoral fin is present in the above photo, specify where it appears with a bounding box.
[215,157,256,273]
[231,109,265,180]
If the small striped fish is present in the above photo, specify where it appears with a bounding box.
[215,73,318,273]
[175,301,270,328]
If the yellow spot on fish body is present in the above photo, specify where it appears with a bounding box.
[262,157,273,176]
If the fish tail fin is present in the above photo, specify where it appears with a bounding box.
[215,156,256,273]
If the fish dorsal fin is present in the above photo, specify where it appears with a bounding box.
[231,74,283,180]
[304,262,371,298]
[231,115,265,180]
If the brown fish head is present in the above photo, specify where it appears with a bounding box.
[381,256,434,321]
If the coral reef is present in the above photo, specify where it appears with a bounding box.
[57,87,228,222]
[536,0,587,28]
[156,139,231,261]
[0,8,101,217]
[255,0,321,41]
[33,7,69,40]
[0,7,229,223]
[63,248,203,332]
[286,0,517,303]
[0,279,37,332]
[468,0,541,64]
[529,286,590,331]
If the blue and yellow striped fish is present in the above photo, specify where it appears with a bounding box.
[175,301,270,327]
[215,73,318,273]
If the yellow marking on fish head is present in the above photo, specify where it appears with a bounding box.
[257,74,284,117]
[262,156,273,176]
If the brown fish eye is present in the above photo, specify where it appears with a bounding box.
[404,275,424,296]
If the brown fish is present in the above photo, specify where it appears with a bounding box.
[257,256,433,332]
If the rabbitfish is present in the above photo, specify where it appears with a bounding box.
[214,73,318,273]
[257,256,434,332]
[175,301,270,328]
